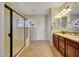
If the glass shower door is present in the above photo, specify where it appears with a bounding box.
[13,12,25,56]
[4,5,25,56]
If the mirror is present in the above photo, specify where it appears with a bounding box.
[53,18,60,31]
[69,6,79,32]
[60,16,67,30]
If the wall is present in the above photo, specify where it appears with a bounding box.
[4,7,11,57]
[27,15,49,41]
[45,9,52,44]
[0,2,4,57]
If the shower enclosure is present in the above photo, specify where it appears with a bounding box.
[4,5,26,57]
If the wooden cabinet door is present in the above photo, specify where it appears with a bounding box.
[59,37,65,48]
[53,34,55,46]
[59,36,66,56]
[76,49,79,57]
[55,38,58,49]
[66,44,76,57]
[53,34,58,49]
[55,35,58,49]
[53,34,56,47]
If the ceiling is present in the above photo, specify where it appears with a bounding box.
[5,2,65,15]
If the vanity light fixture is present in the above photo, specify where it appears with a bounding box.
[62,8,71,16]
[54,5,71,18]
[60,9,66,14]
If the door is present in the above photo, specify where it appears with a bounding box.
[13,11,25,56]
[4,7,10,57]
[36,16,45,40]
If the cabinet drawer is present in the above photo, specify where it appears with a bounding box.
[54,38,58,49]
[53,34,59,49]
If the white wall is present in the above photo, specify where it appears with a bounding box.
[0,2,4,57]
[46,9,52,45]
[27,15,49,41]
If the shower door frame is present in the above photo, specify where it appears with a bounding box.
[5,4,26,57]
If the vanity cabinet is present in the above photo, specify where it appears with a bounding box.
[59,36,66,56]
[53,34,79,57]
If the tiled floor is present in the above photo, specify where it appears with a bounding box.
[18,40,62,57]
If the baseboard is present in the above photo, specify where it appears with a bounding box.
[30,40,50,42]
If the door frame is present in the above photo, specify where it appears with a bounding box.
[5,4,26,57]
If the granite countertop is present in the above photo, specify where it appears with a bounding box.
[53,32,79,43]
